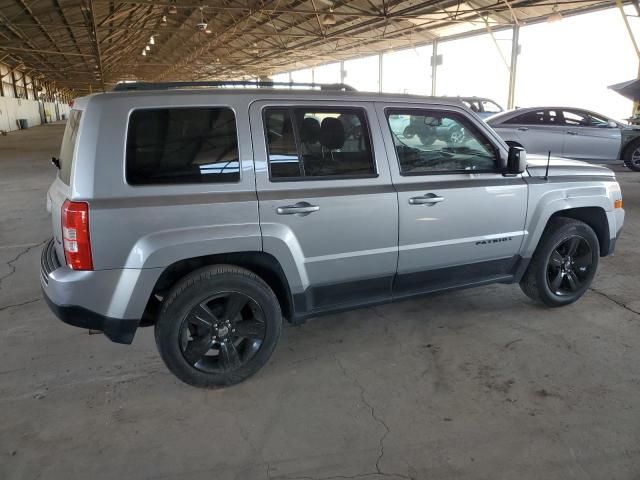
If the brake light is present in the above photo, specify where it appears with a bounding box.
[61,200,93,270]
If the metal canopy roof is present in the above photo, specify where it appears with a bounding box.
[0,0,627,94]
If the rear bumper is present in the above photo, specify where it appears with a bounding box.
[40,238,161,344]
[42,289,139,344]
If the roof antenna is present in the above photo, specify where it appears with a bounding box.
[544,151,551,181]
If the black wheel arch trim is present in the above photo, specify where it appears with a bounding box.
[548,207,611,257]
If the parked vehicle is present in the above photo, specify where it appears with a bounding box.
[487,107,640,171]
[459,97,504,119]
[42,82,624,388]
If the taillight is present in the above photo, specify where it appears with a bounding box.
[61,200,93,271]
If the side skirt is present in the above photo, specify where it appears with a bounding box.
[290,256,530,323]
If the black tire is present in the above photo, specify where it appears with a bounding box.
[623,138,640,172]
[418,132,436,146]
[155,265,282,388]
[403,125,416,139]
[520,217,599,307]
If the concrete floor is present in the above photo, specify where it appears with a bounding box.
[1,123,639,480]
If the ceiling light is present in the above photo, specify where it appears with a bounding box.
[150,36,155,45]
[142,49,146,56]
[146,45,151,51]
[322,9,336,26]
[168,4,178,14]
[205,29,212,34]
[161,15,167,26]
[547,5,562,22]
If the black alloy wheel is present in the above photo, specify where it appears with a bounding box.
[179,292,266,372]
[155,265,282,388]
[546,235,593,296]
[519,217,599,307]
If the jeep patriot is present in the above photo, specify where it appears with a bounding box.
[41,81,625,387]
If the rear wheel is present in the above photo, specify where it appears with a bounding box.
[623,139,640,172]
[155,265,282,388]
[520,218,599,307]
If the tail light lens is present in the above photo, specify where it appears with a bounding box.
[61,200,93,270]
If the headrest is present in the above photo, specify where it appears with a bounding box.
[300,117,321,144]
[319,117,345,150]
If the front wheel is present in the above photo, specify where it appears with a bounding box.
[520,218,599,307]
[623,139,640,172]
[155,265,282,388]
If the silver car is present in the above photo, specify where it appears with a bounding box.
[487,107,640,171]
[41,83,624,388]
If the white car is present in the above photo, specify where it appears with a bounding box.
[487,107,640,171]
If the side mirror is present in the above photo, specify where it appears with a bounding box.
[607,120,618,128]
[506,146,526,175]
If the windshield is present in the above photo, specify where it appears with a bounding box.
[58,110,82,185]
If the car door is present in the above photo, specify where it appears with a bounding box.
[377,103,528,297]
[249,100,398,314]
[561,109,622,161]
[494,109,565,156]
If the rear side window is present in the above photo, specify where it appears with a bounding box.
[58,110,82,185]
[481,100,502,114]
[264,107,376,180]
[126,107,239,185]
[505,110,560,125]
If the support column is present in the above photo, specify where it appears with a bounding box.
[340,60,345,84]
[10,70,18,98]
[430,40,439,96]
[616,0,640,116]
[507,25,520,110]
[23,72,29,100]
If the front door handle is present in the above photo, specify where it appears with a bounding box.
[276,201,319,216]
[409,194,445,206]
[566,131,579,135]
[517,127,529,131]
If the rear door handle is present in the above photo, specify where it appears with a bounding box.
[276,201,319,216]
[517,127,529,131]
[409,194,445,206]
[566,131,579,135]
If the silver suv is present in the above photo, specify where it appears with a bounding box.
[41,82,625,388]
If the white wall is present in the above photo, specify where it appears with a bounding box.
[0,97,40,132]
[0,97,71,133]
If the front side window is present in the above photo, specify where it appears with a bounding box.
[387,109,497,174]
[562,110,590,127]
[126,107,239,185]
[563,110,608,127]
[59,110,82,185]
[264,107,375,180]
[586,112,610,127]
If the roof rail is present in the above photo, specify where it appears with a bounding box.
[112,80,356,92]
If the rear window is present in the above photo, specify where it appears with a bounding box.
[126,107,239,185]
[58,110,82,185]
